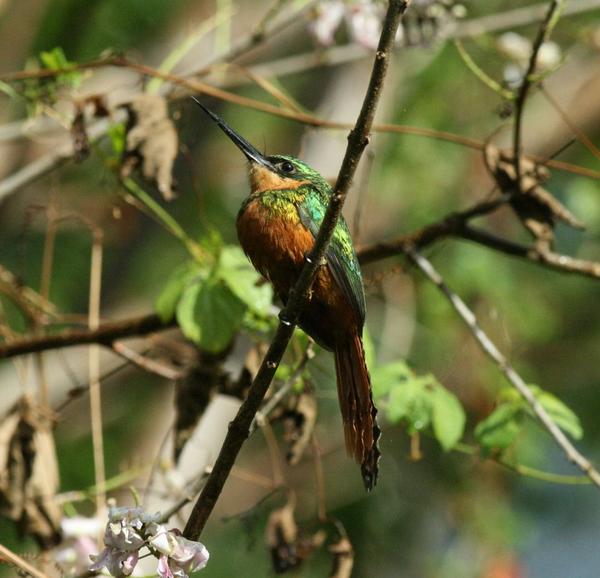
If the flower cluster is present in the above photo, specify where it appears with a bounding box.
[307,0,466,50]
[89,507,209,578]
[54,516,103,575]
[308,0,384,49]
[496,31,562,88]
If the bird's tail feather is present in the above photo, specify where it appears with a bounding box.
[334,333,380,491]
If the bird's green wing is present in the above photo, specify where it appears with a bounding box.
[297,197,366,327]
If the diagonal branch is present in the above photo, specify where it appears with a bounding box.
[181,0,410,542]
[405,247,600,489]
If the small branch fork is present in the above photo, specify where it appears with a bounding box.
[357,194,600,280]
[406,247,600,489]
[181,0,410,541]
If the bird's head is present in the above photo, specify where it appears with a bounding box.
[193,97,330,194]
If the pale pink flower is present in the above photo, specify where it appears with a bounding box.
[170,534,209,573]
[346,1,384,50]
[88,506,207,578]
[148,524,209,577]
[308,0,346,46]
[105,520,145,551]
[90,547,139,577]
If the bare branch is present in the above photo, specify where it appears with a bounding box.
[111,341,184,380]
[0,543,51,578]
[0,313,173,359]
[357,195,600,280]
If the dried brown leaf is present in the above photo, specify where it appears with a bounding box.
[266,499,300,574]
[484,144,584,249]
[123,93,178,200]
[265,495,325,574]
[70,105,90,163]
[329,537,354,578]
[0,396,62,548]
[283,393,318,466]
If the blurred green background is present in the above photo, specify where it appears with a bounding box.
[0,1,599,577]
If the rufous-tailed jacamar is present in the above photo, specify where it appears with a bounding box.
[194,98,380,490]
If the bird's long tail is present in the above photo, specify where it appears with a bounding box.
[334,332,381,491]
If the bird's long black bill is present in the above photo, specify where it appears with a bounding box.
[191,96,272,168]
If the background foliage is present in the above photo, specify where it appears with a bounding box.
[0,1,599,577]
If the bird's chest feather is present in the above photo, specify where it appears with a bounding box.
[237,198,314,295]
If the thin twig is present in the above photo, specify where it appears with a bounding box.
[0,313,173,359]
[1,46,598,207]
[454,0,599,37]
[88,230,107,533]
[405,247,600,489]
[540,85,600,161]
[181,0,409,542]
[311,434,327,523]
[251,343,314,432]
[194,0,317,75]
[453,442,593,486]
[33,202,58,408]
[0,544,51,578]
[356,194,600,280]
[111,341,184,380]
[0,264,57,318]
[513,0,566,187]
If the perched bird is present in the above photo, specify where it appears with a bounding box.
[194,98,380,490]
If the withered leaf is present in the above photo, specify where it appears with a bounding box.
[86,94,110,118]
[484,145,584,250]
[329,537,354,578]
[266,499,301,574]
[283,393,318,466]
[0,396,62,548]
[70,105,90,163]
[122,93,178,200]
[265,496,325,574]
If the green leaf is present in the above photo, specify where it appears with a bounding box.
[431,386,466,451]
[535,389,583,440]
[155,262,203,322]
[371,360,413,398]
[475,403,522,453]
[218,245,273,315]
[40,47,69,70]
[176,277,246,353]
[39,47,82,88]
[387,378,432,432]
[108,123,126,156]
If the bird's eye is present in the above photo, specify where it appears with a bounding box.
[279,161,295,174]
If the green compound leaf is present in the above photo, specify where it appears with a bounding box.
[532,387,583,440]
[475,386,583,455]
[475,403,522,454]
[218,246,273,315]
[371,359,413,398]
[176,277,246,353]
[375,362,465,449]
[431,385,466,451]
[39,47,82,88]
[155,262,204,322]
